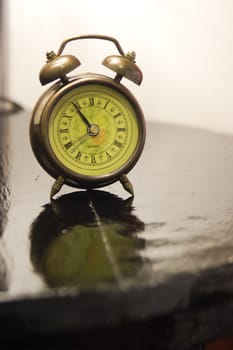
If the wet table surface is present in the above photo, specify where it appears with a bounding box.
[0,111,233,349]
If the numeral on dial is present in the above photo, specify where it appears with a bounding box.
[64,141,73,150]
[89,97,94,106]
[90,154,96,164]
[114,140,122,148]
[75,151,82,160]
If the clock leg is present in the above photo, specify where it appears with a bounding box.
[50,176,65,199]
[119,174,134,196]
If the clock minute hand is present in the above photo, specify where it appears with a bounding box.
[72,102,92,128]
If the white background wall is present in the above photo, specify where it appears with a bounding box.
[8,0,233,134]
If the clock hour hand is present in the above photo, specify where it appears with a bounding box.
[72,102,92,128]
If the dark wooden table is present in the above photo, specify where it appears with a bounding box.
[0,110,233,349]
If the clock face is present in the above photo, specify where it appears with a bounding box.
[46,83,142,181]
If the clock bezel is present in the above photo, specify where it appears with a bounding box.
[30,73,146,189]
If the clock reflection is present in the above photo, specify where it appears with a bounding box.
[30,190,145,290]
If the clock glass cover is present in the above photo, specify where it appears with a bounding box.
[46,83,140,181]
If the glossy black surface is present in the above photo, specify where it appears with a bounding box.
[0,111,233,349]
[0,114,10,292]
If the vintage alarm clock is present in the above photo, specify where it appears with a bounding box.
[30,34,146,198]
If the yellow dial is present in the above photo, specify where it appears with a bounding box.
[47,83,140,179]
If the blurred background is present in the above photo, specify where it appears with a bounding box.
[2,0,233,134]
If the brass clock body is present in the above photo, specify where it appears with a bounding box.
[29,35,146,198]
